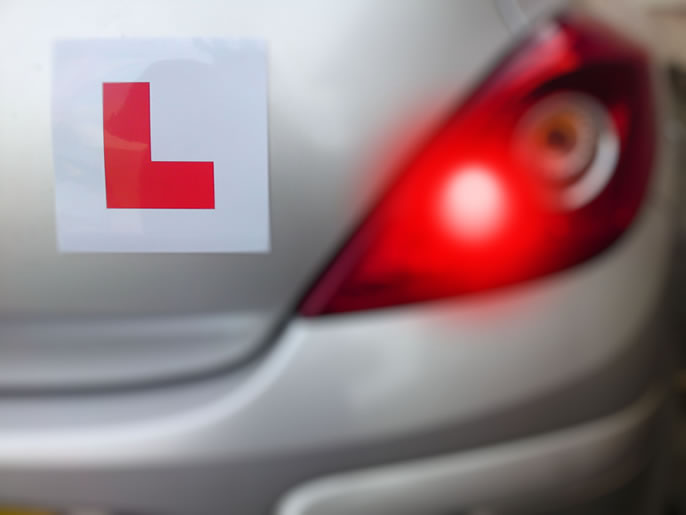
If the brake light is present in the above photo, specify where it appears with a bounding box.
[300,16,655,316]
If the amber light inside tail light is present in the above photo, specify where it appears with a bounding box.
[300,16,655,316]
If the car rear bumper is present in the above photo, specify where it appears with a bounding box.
[277,385,667,515]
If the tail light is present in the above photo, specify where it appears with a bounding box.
[300,15,655,316]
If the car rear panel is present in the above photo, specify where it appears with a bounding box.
[0,0,515,390]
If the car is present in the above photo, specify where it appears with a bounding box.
[0,0,680,514]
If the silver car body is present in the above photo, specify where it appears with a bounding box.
[0,0,679,514]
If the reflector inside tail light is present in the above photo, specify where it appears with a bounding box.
[300,15,655,316]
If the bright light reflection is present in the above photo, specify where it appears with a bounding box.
[441,166,508,242]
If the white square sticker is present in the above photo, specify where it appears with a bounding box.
[51,38,269,253]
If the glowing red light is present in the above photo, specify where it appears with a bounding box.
[441,166,508,243]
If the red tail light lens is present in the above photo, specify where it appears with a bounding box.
[300,16,655,316]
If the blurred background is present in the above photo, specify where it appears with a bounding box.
[641,0,686,512]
